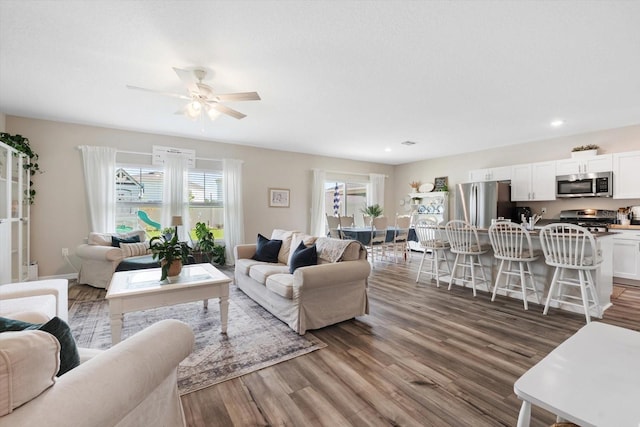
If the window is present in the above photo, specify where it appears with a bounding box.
[115,165,224,240]
[324,181,367,225]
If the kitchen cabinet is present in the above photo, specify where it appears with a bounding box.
[613,151,640,199]
[613,229,640,282]
[468,166,511,182]
[556,154,613,176]
[0,140,30,284]
[511,161,556,201]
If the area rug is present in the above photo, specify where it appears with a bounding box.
[68,286,326,395]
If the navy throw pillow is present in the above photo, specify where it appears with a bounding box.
[252,234,283,263]
[289,241,318,273]
[0,316,81,376]
[111,235,141,247]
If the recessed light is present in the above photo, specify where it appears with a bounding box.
[550,119,565,127]
[384,147,392,152]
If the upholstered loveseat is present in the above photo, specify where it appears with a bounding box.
[76,230,157,289]
[0,279,195,427]
[234,230,371,334]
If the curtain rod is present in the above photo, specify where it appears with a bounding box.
[75,146,223,162]
[321,168,389,178]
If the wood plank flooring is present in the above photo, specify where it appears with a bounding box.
[69,259,640,427]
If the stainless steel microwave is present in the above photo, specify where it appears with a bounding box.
[556,171,613,198]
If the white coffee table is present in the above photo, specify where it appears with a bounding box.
[106,263,231,344]
[514,321,640,427]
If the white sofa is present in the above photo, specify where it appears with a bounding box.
[234,230,371,334]
[0,279,195,426]
[76,230,152,289]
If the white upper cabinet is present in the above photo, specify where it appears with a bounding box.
[613,151,640,199]
[511,161,556,201]
[468,166,511,182]
[556,154,613,176]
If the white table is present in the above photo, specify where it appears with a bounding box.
[514,322,640,427]
[106,263,231,344]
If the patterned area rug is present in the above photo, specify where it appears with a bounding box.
[68,286,326,395]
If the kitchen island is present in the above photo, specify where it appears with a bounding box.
[422,227,614,318]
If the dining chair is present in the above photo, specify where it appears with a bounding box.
[388,214,412,263]
[488,221,541,310]
[368,216,388,264]
[339,214,355,230]
[445,220,491,296]
[539,223,602,323]
[414,218,451,287]
[326,214,342,239]
[363,215,372,227]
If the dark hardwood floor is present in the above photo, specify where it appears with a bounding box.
[69,258,640,426]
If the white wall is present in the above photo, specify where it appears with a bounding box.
[393,125,640,220]
[6,116,394,277]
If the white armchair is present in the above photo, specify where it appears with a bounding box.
[0,279,195,426]
[76,230,148,289]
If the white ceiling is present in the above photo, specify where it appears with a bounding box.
[1,1,639,165]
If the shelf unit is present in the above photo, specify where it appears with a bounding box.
[0,140,30,284]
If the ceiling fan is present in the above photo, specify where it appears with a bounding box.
[126,67,260,120]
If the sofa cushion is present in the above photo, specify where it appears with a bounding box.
[249,264,289,285]
[252,234,283,263]
[270,229,296,264]
[236,258,268,276]
[111,234,141,247]
[120,241,151,257]
[265,274,295,299]
[88,230,145,246]
[0,316,80,376]
[288,233,318,265]
[289,241,318,273]
[0,330,59,416]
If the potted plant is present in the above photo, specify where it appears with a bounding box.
[149,232,190,280]
[0,132,40,204]
[571,144,599,159]
[361,204,384,219]
[193,222,226,266]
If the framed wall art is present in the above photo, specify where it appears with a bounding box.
[434,176,449,192]
[268,188,290,207]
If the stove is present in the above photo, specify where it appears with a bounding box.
[558,209,617,232]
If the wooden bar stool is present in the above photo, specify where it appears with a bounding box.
[539,223,602,323]
[488,221,541,310]
[414,218,451,287]
[445,220,491,296]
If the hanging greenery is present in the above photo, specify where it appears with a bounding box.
[0,132,40,204]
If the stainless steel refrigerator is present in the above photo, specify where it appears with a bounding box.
[455,181,514,228]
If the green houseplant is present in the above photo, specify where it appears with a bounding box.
[193,222,226,266]
[361,204,384,219]
[149,232,190,280]
[0,132,40,204]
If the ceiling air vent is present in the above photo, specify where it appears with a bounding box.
[401,141,417,146]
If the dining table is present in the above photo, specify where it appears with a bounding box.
[339,227,417,245]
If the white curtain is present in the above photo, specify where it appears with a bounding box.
[310,169,326,237]
[223,159,244,265]
[367,173,386,210]
[80,146,116,233]
[161,155,190,241]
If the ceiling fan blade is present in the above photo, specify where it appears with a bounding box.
[214,92,261,102]
[126,85,191,100]
[213,103,247,119]
[173,67,198,93]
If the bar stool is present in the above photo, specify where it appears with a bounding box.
[414,218,451,287]
[445,220,491,296]
[539,223,602,323]
[488,221,541,310]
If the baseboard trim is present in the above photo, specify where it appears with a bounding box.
[34,272,79,281]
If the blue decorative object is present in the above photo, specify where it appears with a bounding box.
[333,183,341,215]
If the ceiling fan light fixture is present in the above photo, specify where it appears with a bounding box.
[205,104,221,120]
